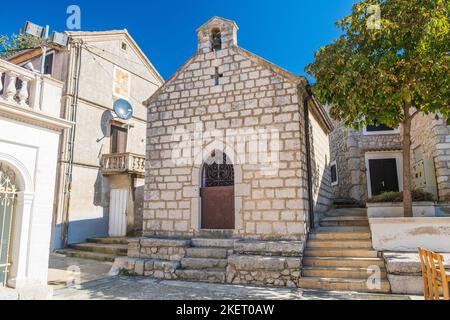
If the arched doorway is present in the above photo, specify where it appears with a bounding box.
[201,150,235,229]
[0,163,17,286]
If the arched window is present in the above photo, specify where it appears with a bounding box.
[211,28,222,51]
[202,150,234,187]
[0,163,17,286]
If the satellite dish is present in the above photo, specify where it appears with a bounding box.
[113,99,133,120]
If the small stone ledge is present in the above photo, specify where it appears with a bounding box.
[226,255,301,287]
[127,237,190,260]
[228,255,300,271]
[383,252,450,295]
[113,256,180,280]
[233,240,304,257]
[384,252,450,275]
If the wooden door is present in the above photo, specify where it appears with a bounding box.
[201,152,235,230]
[109,189,128,237]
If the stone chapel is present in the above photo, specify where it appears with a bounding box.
[143,16,333,241]
[117,16,338,287]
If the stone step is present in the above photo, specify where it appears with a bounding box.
[303,257,386,268]
[299,277,391,293]
[181,258,228,270]
[87,237,130,245]
[56,249,116,262]
[69,243,128,256]
[320,216,369,227]
[175,269,226,283]
[314,226,370,232]
[304,248,379,258]
[307,239,373,249]
[309,231,371,240]
[233,240,303,257]
[185,247,228,259]
[303,266,387,279]
[196,229,234,239]
[324,208,368,217]
[191,238,236,248]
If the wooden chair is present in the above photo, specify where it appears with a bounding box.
[418,247,450,300]
[428,251,450,300]
[418,248,432,300]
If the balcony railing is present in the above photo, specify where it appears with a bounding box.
[0,59,63,120]
[101,152,146,176]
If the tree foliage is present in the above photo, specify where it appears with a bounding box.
[0,33,43,59]
[306,0,449,128]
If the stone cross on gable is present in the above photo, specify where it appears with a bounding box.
[212,67,223,86]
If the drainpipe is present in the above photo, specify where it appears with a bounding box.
[303,87,315,230]
[61,39,82,247]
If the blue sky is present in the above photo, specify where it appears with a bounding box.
[0,0,356,81]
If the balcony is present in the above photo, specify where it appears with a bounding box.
[101,152,146,177]
[0,59,70,130]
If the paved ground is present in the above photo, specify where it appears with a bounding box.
[48,254,113,289]
[51,276,419,300]
[2,255,422,300]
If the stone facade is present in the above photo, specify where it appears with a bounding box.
[330,120,402,201]
[115,237,303,287]
[411,113,450,202]
[330,112,450,203]
[143,17,333,240]
[226,240,302,287]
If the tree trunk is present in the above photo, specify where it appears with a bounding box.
[402,104,413,217]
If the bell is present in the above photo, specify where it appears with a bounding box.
[212,32,222,51]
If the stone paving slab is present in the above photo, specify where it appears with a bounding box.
[51,276,419,300]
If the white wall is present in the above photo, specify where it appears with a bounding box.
[0,116,60,294]
[370,217,450,252]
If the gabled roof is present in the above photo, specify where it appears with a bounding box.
[196,16,239,32]
[143,44,333,132]
[7,29,164,85]
[68,29,164,84]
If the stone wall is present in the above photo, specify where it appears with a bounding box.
[115,237,304,288]
[226,240,303,287]
[411,113,450,201]
[309,108,333,216]
[330,120,402,201]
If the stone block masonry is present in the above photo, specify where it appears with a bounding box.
[114,237,304,288]
[143,17,333,241]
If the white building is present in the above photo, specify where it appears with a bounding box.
[8,30,163,253]
[0,59,71,297]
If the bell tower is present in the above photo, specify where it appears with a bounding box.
[196,16,239,54]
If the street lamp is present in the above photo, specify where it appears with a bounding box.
[22,21,69,75]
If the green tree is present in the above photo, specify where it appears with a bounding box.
[306,0,449,217]
[0,33,43,58]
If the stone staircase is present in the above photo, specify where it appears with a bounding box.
[299,208,391,293]
[57,237,129,262]
[175,238,235,283]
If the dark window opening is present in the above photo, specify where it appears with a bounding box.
[211,28,222,51]
[44,53,54,75]
[366,118,395,132]
[110,125,128,154]
[121,42,127,51]
[330,163,338,185]
[0,73,5,95]
[212,67,223,86]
